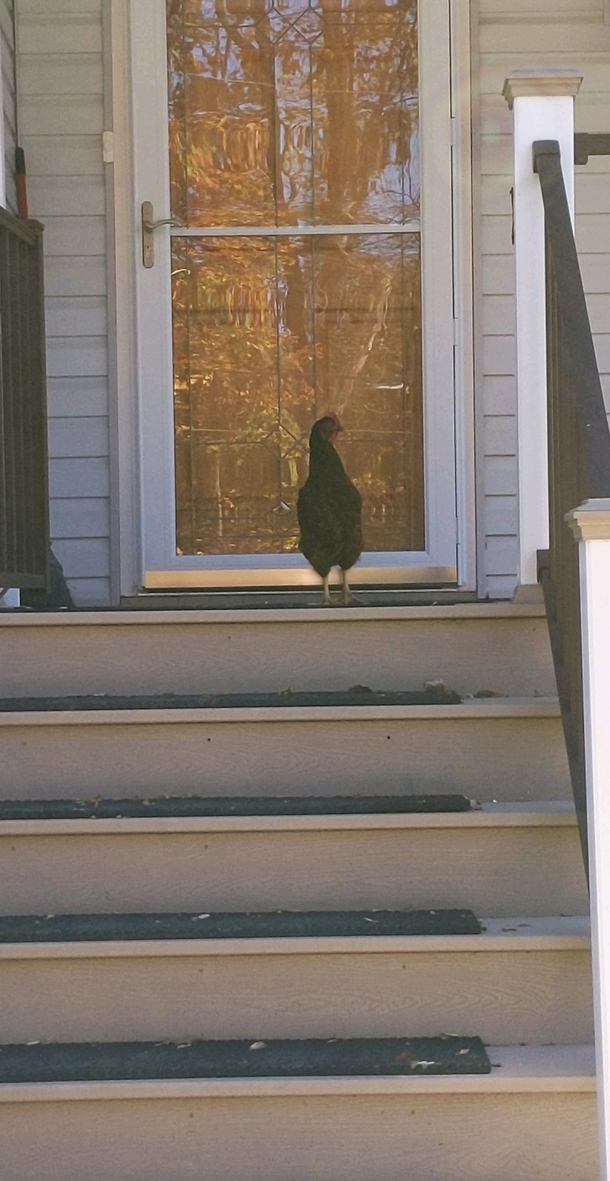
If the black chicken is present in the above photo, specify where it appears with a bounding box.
[297,414,363,605]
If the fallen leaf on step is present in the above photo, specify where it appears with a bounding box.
[249,1041,267,1051]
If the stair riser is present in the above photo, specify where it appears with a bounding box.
[0,615,556,698]
[0,827,587,916]
[0,949,593,1044]
[0,1092,597,1181]
[0,715,570,798]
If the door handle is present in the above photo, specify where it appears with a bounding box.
[141,201,183,268]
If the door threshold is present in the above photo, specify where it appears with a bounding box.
[120,588,479,612]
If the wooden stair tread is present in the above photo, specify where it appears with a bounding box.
[0,800,576,835]
[0,696,561,726]
[0,602,548,626]
[0,1046,595,1102]
[0,913,589,958]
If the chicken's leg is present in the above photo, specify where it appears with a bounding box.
[322,574,334,606]
[339,568,360,606]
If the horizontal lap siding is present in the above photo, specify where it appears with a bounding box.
[477,0,610,597]
[17,0,110,606]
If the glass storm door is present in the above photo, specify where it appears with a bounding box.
[131,0,457,588]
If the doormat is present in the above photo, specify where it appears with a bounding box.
[0,1036,491,1083]
[0,908,482,943]
[0,794,473,820]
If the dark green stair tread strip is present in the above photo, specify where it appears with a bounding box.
[0,908,482,943]
[0,1037,491,1083]
[0,687,461,712]
[0,794,472,820]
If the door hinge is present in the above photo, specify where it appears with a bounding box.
[102,131,114,164]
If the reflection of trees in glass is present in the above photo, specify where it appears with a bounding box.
[167,0,418,227]
[167,0,424,557]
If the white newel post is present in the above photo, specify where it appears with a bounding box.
[568,500,610,1179]
[503,69,582,595]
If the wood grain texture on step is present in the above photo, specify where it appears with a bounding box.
[0,1055,598,1181]
[0,818,587,917]
[0,920,592,1045]
[0,604,555,699]
[0,701,570,799]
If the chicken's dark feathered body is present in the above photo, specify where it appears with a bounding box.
[297,415,363,604]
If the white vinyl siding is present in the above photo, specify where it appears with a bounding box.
[477,0,610,597]
[17,0,110,606]
[1,0,16,213]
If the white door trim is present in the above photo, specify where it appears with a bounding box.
[109,0,475,594]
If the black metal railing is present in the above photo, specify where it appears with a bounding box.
[534,139,610,873]
[0,209,49,591]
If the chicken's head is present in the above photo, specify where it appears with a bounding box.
[312,413,344,446]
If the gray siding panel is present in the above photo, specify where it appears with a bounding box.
[17,0,110,604]
[477,0,610,596]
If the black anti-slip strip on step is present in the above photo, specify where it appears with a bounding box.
[0,794,472,820]
[0,1036,491,1083]
[0,908,482,943]
[0,686,461,712]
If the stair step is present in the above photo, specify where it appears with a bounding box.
[0,913,587,954]
[0,602,556,699]
[0,1049,597,1181]
[0,687,462,710]
[0,793,473,821]
[0,1035,491,1083]
[0,908,483,943]
[0,697,570,800]
[0,1044,594,1097]
[0,917,592,1045]
[0,803,587,917]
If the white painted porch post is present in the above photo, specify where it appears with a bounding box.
[568,500,610,1179]
[502,69,582,594]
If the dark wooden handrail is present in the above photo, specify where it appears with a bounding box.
[0,209,49,591]
[574,132,610,165]
[533,139,610,874]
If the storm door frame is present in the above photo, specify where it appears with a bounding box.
[122,0,475,590]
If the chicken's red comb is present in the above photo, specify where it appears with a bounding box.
[327,412,341,426]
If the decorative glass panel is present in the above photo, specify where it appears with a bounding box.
[168,0,424,559]
[167,0,419,228]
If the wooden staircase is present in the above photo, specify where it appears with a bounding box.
[0,603,596,1180]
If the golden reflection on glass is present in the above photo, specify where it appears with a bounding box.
[168,0,423,559]
[172,233,423,555]
[167,0,419,228]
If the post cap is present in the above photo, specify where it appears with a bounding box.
[567,499,610,542]
[503,68,583,109]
